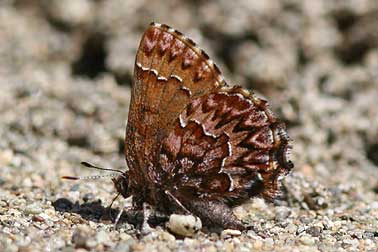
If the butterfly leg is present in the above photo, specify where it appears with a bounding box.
[140,202,154,235]
[113,196,133,228]
[114,201,132,228]
[114,208,124,227]
[164,190,191,214]
[186,200,245,230]
[106,192,120,221]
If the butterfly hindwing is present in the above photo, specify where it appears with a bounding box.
[160,87,293,203]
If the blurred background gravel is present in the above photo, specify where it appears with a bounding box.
[0,0,377,251]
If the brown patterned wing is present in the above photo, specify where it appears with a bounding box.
[126,23,226,187]
[160,86,293,205]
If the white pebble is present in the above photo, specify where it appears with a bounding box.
[166,214,202,237]
[221,229,242,239]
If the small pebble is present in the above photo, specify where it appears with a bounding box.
[183,237,195,246]
[286,223,298,234]
[263,238,274,249]
[0,149,13,167]
[32,215,45,222]
[306,226,322,237]
[72,225,93,249]
[96,230,110,244]
[299,234,316,245]
[221,229,242,239]
[166,214,202,237]
[159,231,176,242]
[114,242,132,252]
[119,233,132,241]
[253,240,263,249]
[24,203,43,215]
[206,245,217,252]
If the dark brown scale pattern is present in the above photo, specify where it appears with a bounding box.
[161,88,292,203]
[116,22,293,230]
[157,32,174,55]
[201,50,210,60]
[182,48,198,69]
[168,38,185,62]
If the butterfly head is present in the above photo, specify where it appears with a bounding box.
[112,172,130,198]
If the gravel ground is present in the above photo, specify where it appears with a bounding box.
[1,0,378,251]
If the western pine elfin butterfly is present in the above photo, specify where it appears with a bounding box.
[64,22,293,231]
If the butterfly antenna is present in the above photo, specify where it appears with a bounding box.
[80,161,124,174]
[61,162,124,180]
[62,173,118,180]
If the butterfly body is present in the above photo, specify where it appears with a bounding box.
[115,23,293,230]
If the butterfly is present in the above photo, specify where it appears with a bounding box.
[111,22,293,231]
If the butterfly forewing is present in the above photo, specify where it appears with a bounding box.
[126,23,227,186]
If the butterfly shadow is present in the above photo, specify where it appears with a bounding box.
[52,197,169,228]
[52,198,227,235]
